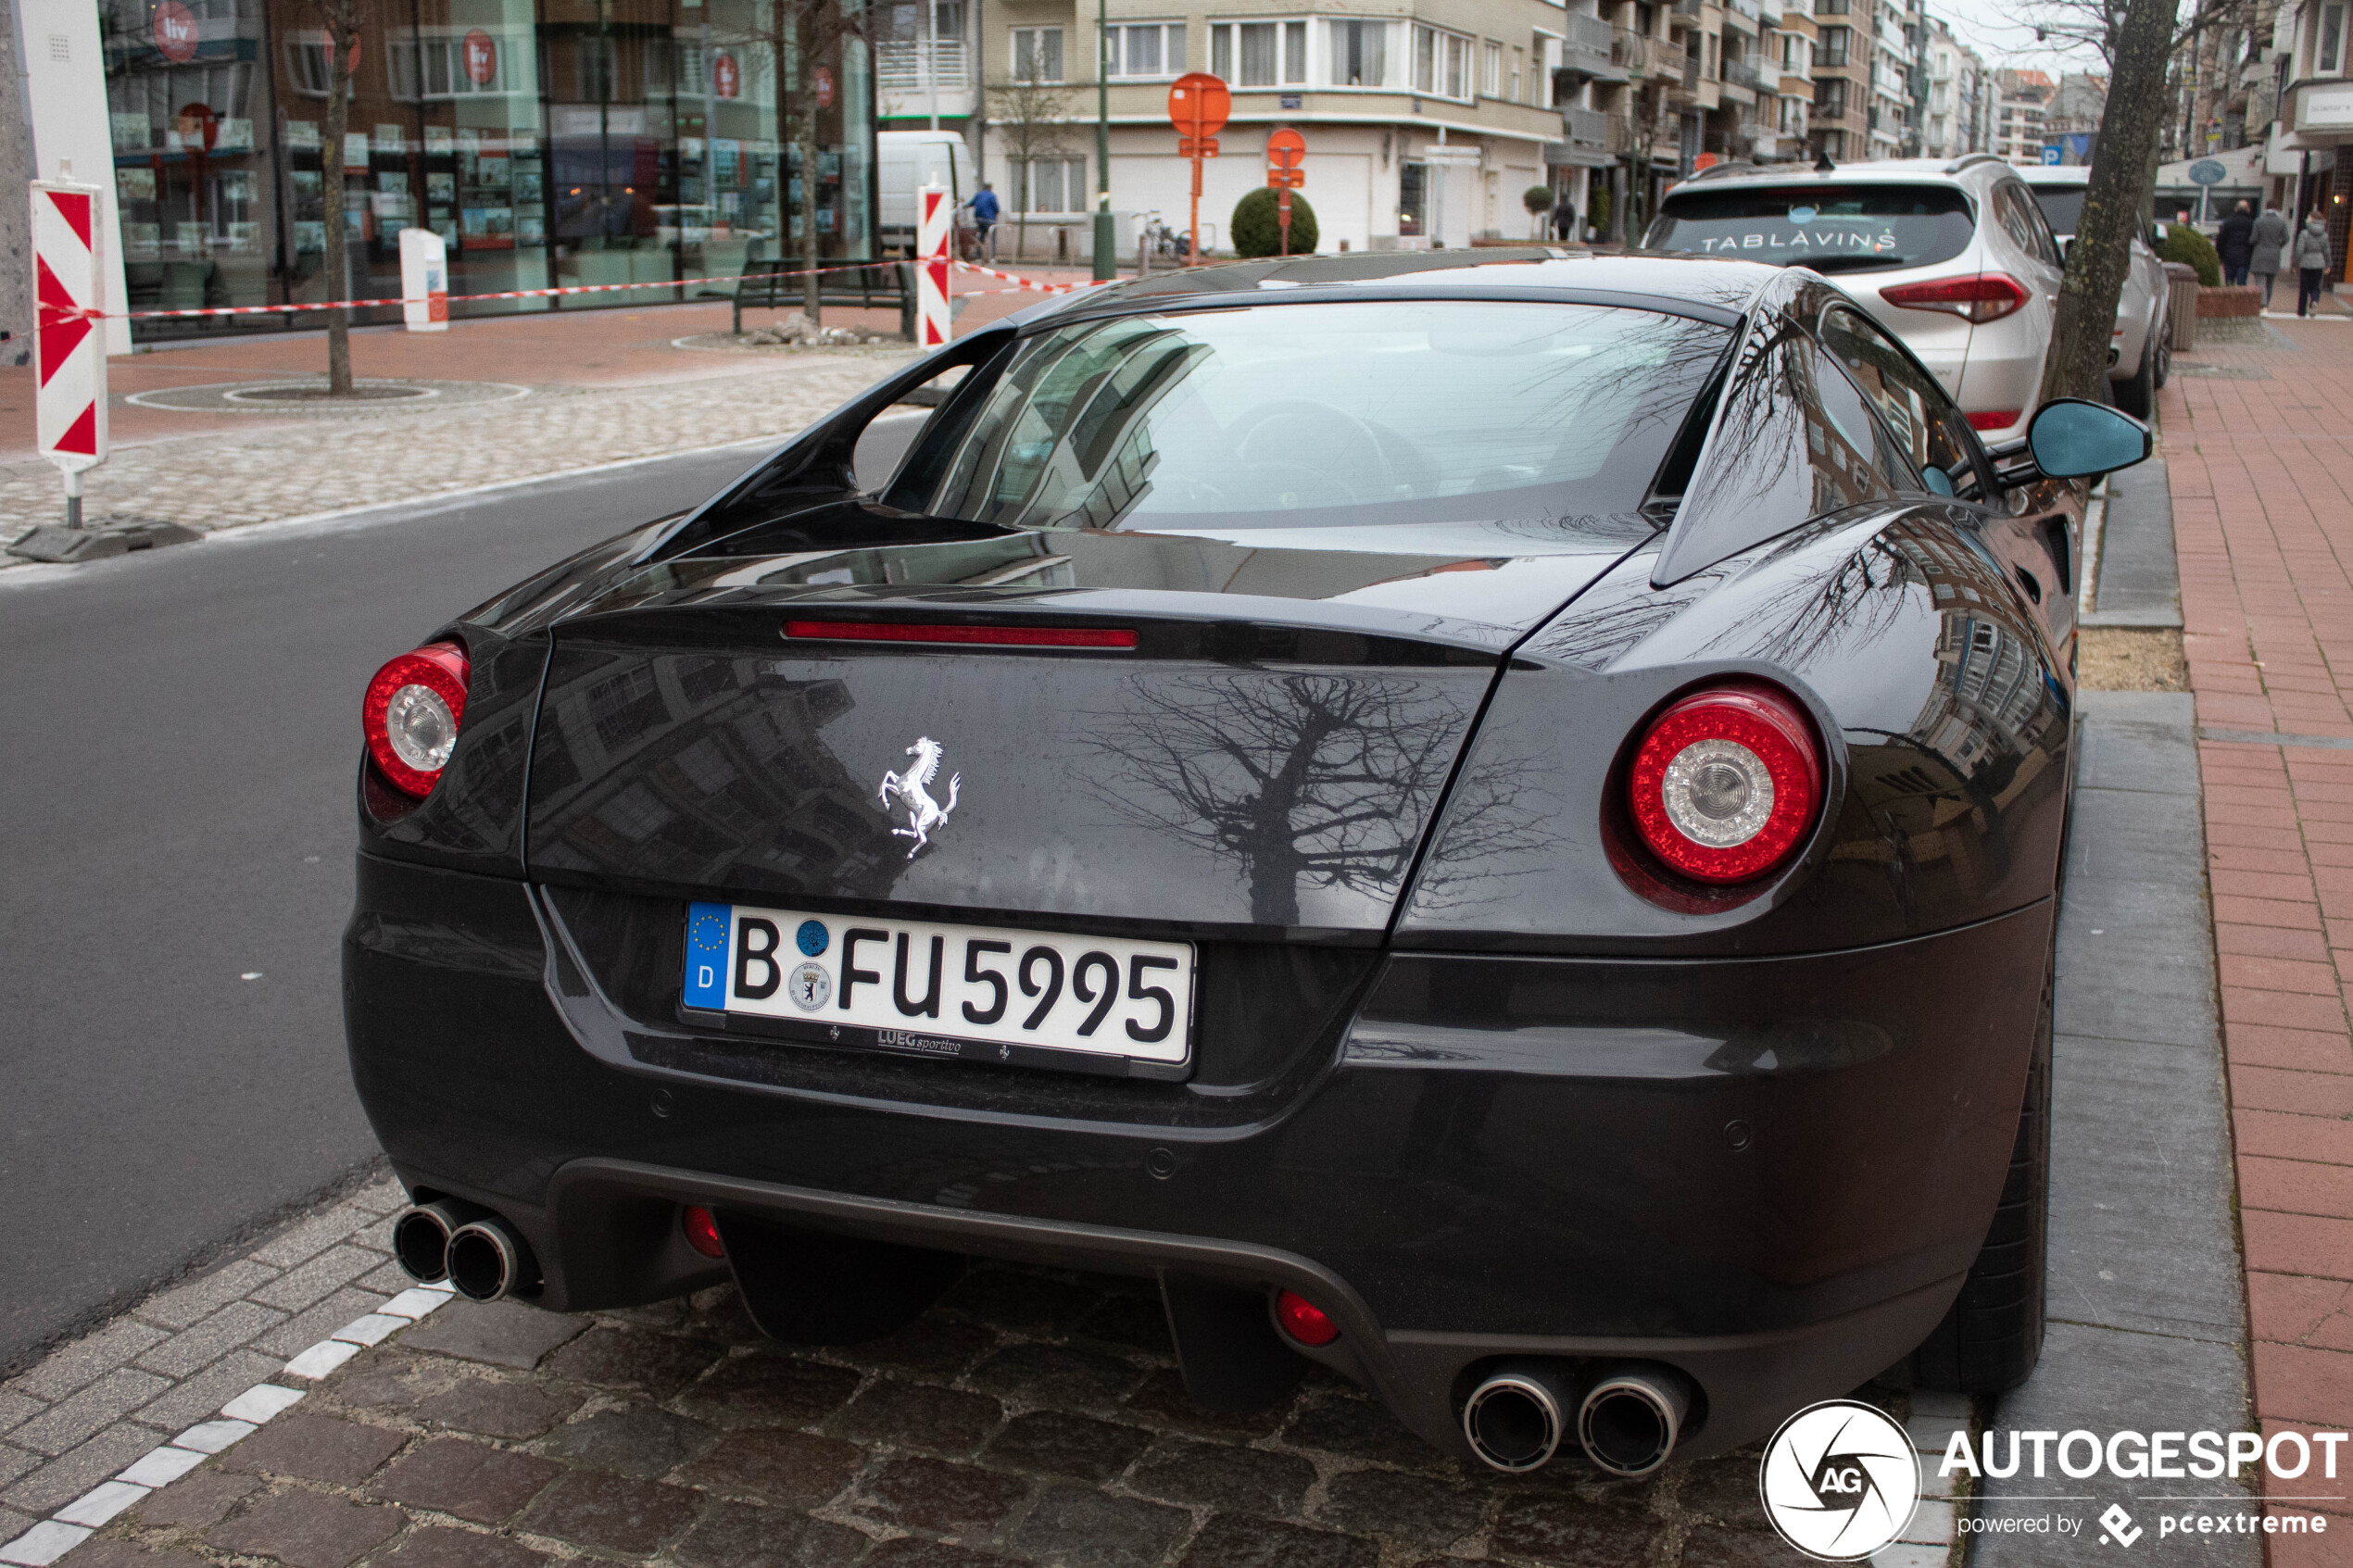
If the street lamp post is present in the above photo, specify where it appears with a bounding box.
[1093,0,1114,279]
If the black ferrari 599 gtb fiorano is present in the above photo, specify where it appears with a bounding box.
[348,251,2150,1477]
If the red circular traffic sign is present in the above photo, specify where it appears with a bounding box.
[713,52,740,98]
[461,30,497,85]
[153,1,197,62]
[816,66,836,108]
[1168,72,1230,138]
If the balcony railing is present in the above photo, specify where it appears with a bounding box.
[1557,9,1622,80]
[1611,27,1680,78]
[1563,105,1609,145]
[1724,56,1770,92]
[875,38,969,94]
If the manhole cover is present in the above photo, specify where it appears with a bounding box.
[125,378,530,415]
[225,383,438,404]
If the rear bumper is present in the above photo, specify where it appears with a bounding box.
[345,852,2050,1459]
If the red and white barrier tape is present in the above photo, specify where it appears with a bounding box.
[69,259,896,322]
[47,256,1104,323]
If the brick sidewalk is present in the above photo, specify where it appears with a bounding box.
[2162,320,2353,1562]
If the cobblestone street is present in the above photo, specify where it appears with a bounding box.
[1,1184,1966,1568]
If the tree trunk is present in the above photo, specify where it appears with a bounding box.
[799,12,822,324]
[322,19,354,395]
[2039,0,2175,407]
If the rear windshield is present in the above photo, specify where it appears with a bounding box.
[1644,184,1976,274]
[2026,186,2085,237]
[908,300,1730,531]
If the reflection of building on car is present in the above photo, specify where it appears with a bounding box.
[348,251,2152,1487]
[2017,167,2172,420]
[1644,156,2070,444]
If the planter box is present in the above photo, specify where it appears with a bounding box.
[2197,284,2263,318]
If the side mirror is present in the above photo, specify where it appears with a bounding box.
[2025,397,2152,480]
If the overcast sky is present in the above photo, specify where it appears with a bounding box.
[1924,0,2107,79]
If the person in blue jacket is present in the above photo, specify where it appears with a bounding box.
[971,182,1000,260]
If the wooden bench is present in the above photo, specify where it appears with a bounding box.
[701,258,917,339]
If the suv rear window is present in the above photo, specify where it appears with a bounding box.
[1643,184,1977,274]
[2025,185,2085,237]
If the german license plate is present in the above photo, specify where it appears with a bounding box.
[683,902,1195,1074]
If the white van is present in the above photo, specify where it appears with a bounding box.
[878,131,978,255]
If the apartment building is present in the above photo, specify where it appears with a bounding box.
[1993,67,2051,164]
[1807,0,1872,158]
[1920,16,1988,158]
[1771,0,1818,160]
[1868,0,1911,156]
[949,0,1607,253]
[2267,0,2353,279]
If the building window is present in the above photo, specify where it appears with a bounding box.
[1209,21,1305,86]
[1817,77,1847,116]
[1481,39,1502,95]
[1817,26,1847,66]
[1412,25,1471,97]
[1399,160,1426,234]
[1018,156,1087,212]
[2322,2,2347,72]
[1327,19,1387,86]
[1510,43,1524,100]
[1104,22,1183,79]
[389,34,516,99]
[1011,26,1063,81]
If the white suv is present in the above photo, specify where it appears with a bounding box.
[1642,155,2064,444]
[2017,166,2171,420]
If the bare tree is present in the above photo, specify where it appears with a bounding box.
[711,0,866,323]
[300,0,365,395]
[991,55,1073,264]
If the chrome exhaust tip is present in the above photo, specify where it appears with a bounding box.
[1577,1362,1694,1479]
[445,1216,536,1302]
[391,1200,483,1285]
[1462,1362,1572,1473]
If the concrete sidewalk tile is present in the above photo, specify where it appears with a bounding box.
[256,1288,388,1359]
[283,1340,361,1380]
[2216,893,2326,930]
[2229,1063,2353,1116]
[249,1205,378,1269]
[131,1299,288,1377]
[115,1443,206,1487]
[0,1521,90,1567]
[331,1314,406,1348]
[2219,1022,2353,1073]
[218,1384,307,1424]
[1,1423,165,1515]
[2222,986,2348,1033]
[2221,954,2346,994]
[8,1323,169,1405]
[1898,1499,1955,1543]
[53,1479,146,1527]
[168,1418,256,1454]
[6,1371,170,1459]
[2218,922,2334,961]
[0,1401,37,1443]
[2253,1341,2353,1429]
[2246,1210,2353,1281]
[133,1350,280,1429]
[2240,1156,2353,1221]
[134,1260,280,1332]
[249,1246,384,1312]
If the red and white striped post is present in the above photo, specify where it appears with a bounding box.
[32,176,110,528]
[916,179,952,349]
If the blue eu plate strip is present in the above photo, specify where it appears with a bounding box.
[684,902,731,1010]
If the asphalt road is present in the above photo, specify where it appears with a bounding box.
[0,414,928,1374]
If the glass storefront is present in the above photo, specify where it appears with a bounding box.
[98,0,875,341]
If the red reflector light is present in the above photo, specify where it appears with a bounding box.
[784,620,1138,649]
[1275,1289,1340,1347]
[1879,272,2030,323]
[362,641,469,799]
[682,1205,725,1259]
[1628,683,1823,884]
[1966,408,2023,432]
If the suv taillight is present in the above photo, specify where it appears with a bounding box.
[1628,683,1823,884]
[363,641,469,798]
[1880,272,2031,323]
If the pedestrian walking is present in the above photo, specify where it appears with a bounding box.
[972,181,1001,262]
[2296,211,2334,317]
[1552,194,1578,244]
[2217,200,2256,286]
[2250,204,2291,308]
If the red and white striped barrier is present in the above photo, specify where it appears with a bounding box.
[32,177,109,508]
[950,260,1108,295]
[916,183,952,348]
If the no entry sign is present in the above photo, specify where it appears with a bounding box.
[32,178,110,519]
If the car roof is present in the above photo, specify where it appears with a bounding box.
[1662,155,2020,194]
[2015,166,2089,185]
[1027,249,1783,327]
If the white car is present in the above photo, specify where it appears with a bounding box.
[1643,155,2065,444]
[2017,166,2171,420]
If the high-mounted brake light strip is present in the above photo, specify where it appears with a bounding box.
[783,620,1139,649]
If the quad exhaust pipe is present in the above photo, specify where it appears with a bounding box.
[391,1201,538,1302]
[1461,1360,1694,1478]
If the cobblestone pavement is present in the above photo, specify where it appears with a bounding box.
[0,348,913,542]
[3,1177,1969,1568]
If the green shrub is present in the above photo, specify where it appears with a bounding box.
[1523,184,1554,216]
[2161,223,2221,286]
[1231,187,1320,257]
[1588,185,1612,237]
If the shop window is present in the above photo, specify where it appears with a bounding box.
[1400,161,1427,235]
[1104,22,1183,79]
[1327,19,1387,86]
[1012,26,1063,81]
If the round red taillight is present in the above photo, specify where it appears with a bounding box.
[1627,683,1822,884]
[1275,1289,1340,1347]
[363,641,469,798]
[682,1205,726,1260]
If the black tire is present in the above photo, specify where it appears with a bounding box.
[1908,962,2052,1393]
[2113,337,2158,420]
[2152,317,2171,389]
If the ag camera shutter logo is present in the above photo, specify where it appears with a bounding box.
[1759,1399,1922,1561]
